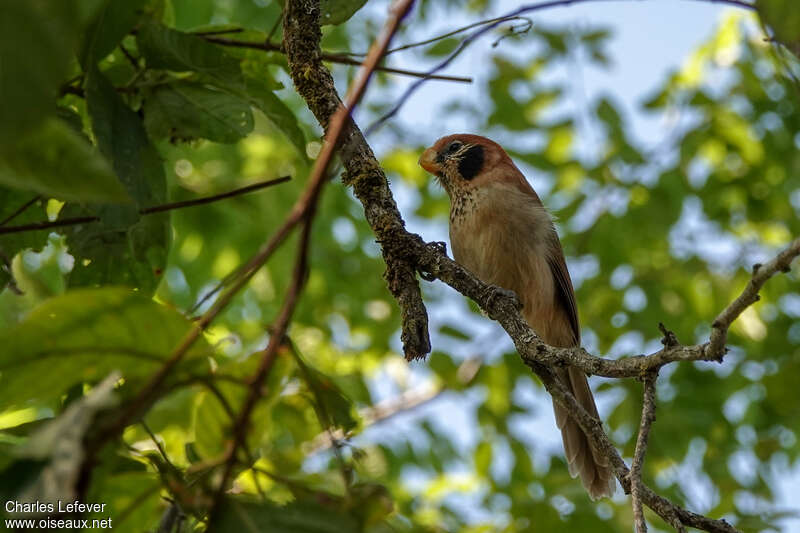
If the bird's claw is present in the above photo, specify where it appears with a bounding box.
[483,284,520,315]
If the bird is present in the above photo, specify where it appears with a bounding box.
[418,133,615,500]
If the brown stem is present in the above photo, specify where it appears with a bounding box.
[0,176,290,235]
[0,195,40,226]
[207,0,420,514]
[279,0,781,530]
[204,36,471,83]
[630,372,658,533]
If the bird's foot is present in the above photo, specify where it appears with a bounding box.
[482,284,520,317]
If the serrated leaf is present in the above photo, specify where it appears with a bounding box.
[137,22,242,84]
[0,288,209,407]
[80,0,148,66]
[144,82,254,143]
[319,0,368,26]
[0,117,131,203]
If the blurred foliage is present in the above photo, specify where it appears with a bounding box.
[1,0,799,532]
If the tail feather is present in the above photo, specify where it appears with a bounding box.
[552,367,616,500]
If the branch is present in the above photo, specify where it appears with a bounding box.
[630,372,658,533]
[204,36,472,83]
[284,0,431,360]
[211,215,314,510]
[0,176,291,235]
[0,195,40,226]
[708,237,800,357]
[208,0,420,513]
[280,1,793,531]
[337,15,533,57]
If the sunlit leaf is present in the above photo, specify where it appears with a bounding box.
[0,287,209,407]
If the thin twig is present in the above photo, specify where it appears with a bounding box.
[197,378,267,500]
[630,372,658,533]
[364,0,756,134]
[267,13,283,42]
[340,15,533,57]
[140,176,291,214]
[708,237,800,358]
[140,420,175,470]
[208,0,419,510]
[286,338,352,491]
[0,176,290,235]
[211,214,315,511]
[281,0,778,530]
[0,195,40,226]
[190,27,244,36]
[204,36,471,83]
[119,42,139,69]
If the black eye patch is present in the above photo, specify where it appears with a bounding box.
[457,144,484,180]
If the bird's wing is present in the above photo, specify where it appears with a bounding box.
[547,242,580,345]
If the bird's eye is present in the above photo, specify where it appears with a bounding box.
[446,141,463,154]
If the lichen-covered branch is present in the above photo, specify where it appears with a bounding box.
[283,0,431,360]
[281,1,798,531]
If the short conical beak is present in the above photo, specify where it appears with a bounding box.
[418,147,440,174]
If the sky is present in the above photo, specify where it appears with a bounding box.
[320,1,800,531]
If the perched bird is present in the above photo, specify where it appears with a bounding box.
[418,134,615,500]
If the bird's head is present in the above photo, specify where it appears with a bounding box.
[418,134,515,196]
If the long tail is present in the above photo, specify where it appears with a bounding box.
[552,366,616,500]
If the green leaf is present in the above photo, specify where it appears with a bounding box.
[85,68,166,207]
[79,67,169,293]
[144,82,254,143]
[0,191,49,276]
[193,391,231,459]
[240,78,308,160]
[757,0,800,44]
[79,0,148,66]
[136,22,242,84]
[64,209,169,294]
[209,497,361,533]
[319,0,368,26]
[0,287,209,407]
[0,2,77,144]
[0,117,131,203]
